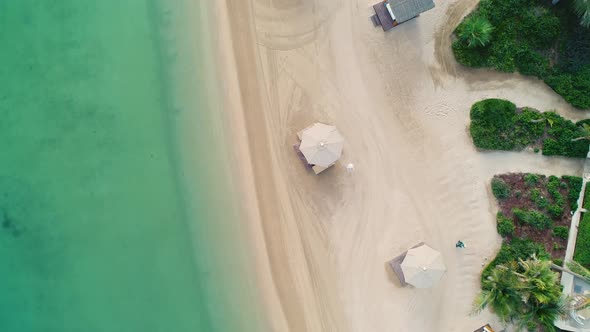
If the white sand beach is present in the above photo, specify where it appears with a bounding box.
[213,0,590,331]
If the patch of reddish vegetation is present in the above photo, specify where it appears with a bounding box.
[494,173,574,260]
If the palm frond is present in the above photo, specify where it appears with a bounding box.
[574,0,590,28]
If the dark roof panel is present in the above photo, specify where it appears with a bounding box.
[389,0,435,23]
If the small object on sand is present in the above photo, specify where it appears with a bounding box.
[456,240,465,248]
[484,257,488,261]
[346,163,355,173]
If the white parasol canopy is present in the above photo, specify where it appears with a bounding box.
[299,123,344,167]
[400,244,446,288]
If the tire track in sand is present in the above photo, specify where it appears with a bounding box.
[253,0,342,50]
[226,0,348,331]
[430,0,479,84]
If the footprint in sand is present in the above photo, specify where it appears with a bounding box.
[424,101,455,118]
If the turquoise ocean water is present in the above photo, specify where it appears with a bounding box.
[0,1,259,331]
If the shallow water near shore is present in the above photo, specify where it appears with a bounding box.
[0,1,258,331]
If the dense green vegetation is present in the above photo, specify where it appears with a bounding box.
[513,208,553,230]
[475,255,565,331]
[573,0,590,28]
[525,173,540,187]
[483,238,550,279]
[453,0,590,109]
[457,15,494,48]
[574,184,590,267]
[491,174,581,255]
[553,226,569,239]
[564,175,584,210]
[469,99,590,157]
[483,173,584,330]
[497,212,515,237]
[491,177,510,199]
[567,260,590,281]
[469,99,543,150]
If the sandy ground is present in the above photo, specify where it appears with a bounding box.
[213,0,590,331]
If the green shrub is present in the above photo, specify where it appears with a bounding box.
[574,212,590,268]
[556,196,565,208]
[491,177,510,199]
[546,70,590,109]
[542,112,590,158]
[452,0,590,109]
[483,237,549,280]
[515,48,550,77]
[563,175,583,211]
[536,196,549,209]
[497,212,515,237]
[512,108,546,144]
[467,100,589,155]
[520,9,560,49]
[530,188,541,200]
[478,0,535,25]
[560,22,590,73]
[542,138,561,155]
[512,208,553,230]
[530,188,548,209]
[470,99,518,150]
[524,173,540,186]
[547,176,562,199]
[553,226,569,239]
[487,32,518,72]
[574,213,590,267]
[553,258,564,267]
[548,204,564,218]
[452,40,489,67]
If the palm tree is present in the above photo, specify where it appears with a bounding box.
[517,303,566,332]
[574,0,590,28]
[514,257,566,331]
[571,123,590,142]
[474,263,521,323]
[474,256,566,331]
[458,16,494,48]
[530,117,554,127]
[551,0,590,27]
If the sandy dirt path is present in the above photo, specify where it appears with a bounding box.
[217,0,590,331]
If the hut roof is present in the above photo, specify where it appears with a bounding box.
[473,324,495,332]
[388,0,435,24]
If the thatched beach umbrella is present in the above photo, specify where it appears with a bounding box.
[400,244,446,288]
[299,123,344,167]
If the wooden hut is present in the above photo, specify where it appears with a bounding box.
[473,324,495,332]
[371,0,435,31]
